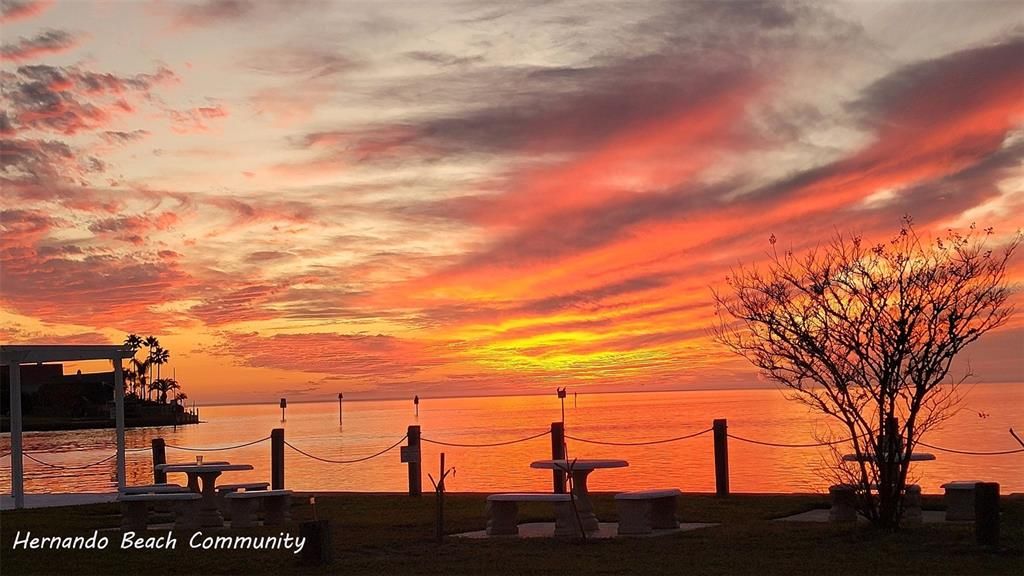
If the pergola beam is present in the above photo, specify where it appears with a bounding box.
[1,345,133,365]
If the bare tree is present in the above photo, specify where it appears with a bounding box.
[713,218,1018,528]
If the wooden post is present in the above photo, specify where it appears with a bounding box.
[550,422,566,493]
[338,393,343,426]
[9,362,24,509]
[271,428,285,489]
[713,419,729,497]
[152,438,167,483]
[975,482,999,546]
[436,452,445,544]
[113,357,125,492]
[407,425,422,496]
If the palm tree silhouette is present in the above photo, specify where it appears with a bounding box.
[143,336,160,400]
[132,357,150,399]
[151,377,179,404]
[152,346,170,394]
[123,334,144,398]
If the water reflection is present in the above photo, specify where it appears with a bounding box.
[1,385,1021,494]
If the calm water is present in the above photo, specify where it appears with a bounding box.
[2,385,1022,494]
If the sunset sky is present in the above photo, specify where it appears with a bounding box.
[1,0,1022,404]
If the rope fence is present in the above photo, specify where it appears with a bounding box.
[727,433,861,448]
[566,427,712,446]
[916,441,1024,456]
[22,452,117,470]
[285,435,408,465]
[165,436,270,451]
[421,429,549,448]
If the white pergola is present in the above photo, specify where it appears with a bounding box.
[1,345,132,509]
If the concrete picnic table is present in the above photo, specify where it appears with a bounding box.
[530,459,628,533]
[157,462,253,526]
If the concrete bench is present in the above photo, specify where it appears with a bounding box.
[485,493,575,536]
[829,484,858,523]
[216,482,270,516]
[942,481,984,521]
[903,484,922,524]
[120,483,190,495]
[615,489,681,534]
[118,492,201,531]
[217,482,269,493]
[225,489,292,528]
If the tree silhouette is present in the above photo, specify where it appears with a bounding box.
[152,346,170,391]
[143,336,160,400]
[151,377,179,404]
[714,219,1017,528]
[123,333,186,406]
[123,334,144,398]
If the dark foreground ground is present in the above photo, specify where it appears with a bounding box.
[1,493,1021,575]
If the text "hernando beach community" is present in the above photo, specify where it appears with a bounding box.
[11,531,307,554]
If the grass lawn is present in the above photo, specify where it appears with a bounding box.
[2,493,1021,575]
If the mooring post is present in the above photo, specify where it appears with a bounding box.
[550,421,566,493]
[714,418,729,497]
[407,425,422,496]
[152,438,167,484]
[271,428,285,489]
[975,482,1000,546]
[338,392,344,426]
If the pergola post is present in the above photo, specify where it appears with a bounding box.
[1,345,132,508]
[10,362,24,509]
[113,357,125,491]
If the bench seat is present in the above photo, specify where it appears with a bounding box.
[615,489,681,534]
[942,481,984,521]
[225,489,292,528]
[120,483,190,495]
[217,482,269,492]
[216,482,270,518]
[485,493,575,536]
[118,492,201,531]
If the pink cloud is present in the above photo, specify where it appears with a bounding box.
[0,29,79,62]
[0,0,53,23]
[168,104,229,133]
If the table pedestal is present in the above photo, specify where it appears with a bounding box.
[194,471,225,527]
[569,470,600,533]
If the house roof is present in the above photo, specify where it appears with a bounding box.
[0,345,133,366]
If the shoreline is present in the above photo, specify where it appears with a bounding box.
[1,416,200,433]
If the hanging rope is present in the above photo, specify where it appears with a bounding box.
[727,433,859,448]
[285,435,408,464]
[421,429,550,447]
[23,452,116,469]
[566,427,713,446]
[165,436,270,451]
[916,441,1024,456]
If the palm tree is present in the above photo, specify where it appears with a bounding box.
[123,334,144,398]
[151,378,179,404]
[152,346,170,392]
[174,391,188,405]
[132,357,150,400]
[124,334,143,353]
[123,366,137,398]
[143,336,159,400]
